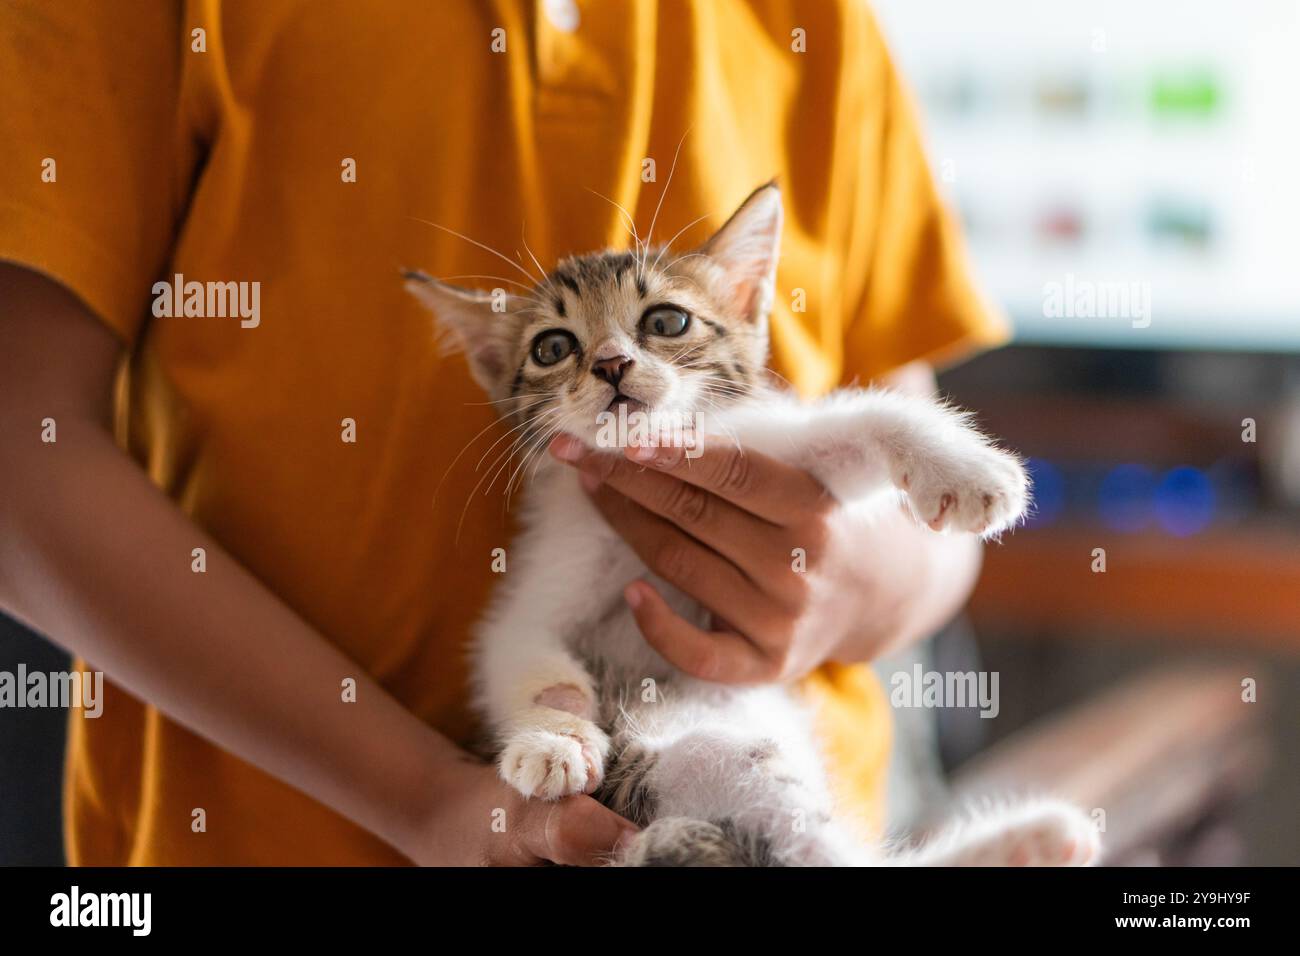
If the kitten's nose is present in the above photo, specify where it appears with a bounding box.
[592,354,633,388]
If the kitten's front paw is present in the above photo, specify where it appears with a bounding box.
[903,444,1029,537]
[498,711,610,800]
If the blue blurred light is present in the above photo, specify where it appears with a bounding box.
[1098,463,1156,532]
[1154,466,1216,537]
[1025,457,1064,526]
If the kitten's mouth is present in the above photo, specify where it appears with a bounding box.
[606,393,645,414]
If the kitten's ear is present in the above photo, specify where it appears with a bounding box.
[699,182,783,325]
[404,270,522,395]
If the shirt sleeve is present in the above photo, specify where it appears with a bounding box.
[837,12,1010,383]
[0,1,195,343]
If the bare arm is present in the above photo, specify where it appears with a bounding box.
[0,264,635,865]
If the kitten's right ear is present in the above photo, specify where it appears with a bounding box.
[404,269,521,396]
[699,182,783,326]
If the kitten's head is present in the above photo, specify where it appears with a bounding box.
[406,182,782,446]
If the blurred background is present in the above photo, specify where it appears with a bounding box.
[872,0,1299,865]
[2,0,1296,865]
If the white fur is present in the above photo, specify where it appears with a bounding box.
[472,386,1098,866]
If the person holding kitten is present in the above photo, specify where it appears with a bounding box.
[0,1,1005,865]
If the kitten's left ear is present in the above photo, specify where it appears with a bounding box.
[699,181,783,325]
[404,270,522,397]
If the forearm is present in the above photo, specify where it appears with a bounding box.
[0,413,462,860]
[827,503,983,664]
[910,524,983,644]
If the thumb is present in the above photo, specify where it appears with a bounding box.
[520,795,639,866]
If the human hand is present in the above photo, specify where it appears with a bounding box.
[411,757,638,866]
[549,434,942,683]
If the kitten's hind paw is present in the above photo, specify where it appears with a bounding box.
[923,798,1101,867]
[498,711,609,800]
[997,801,1100,867]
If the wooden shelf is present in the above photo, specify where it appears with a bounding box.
[969,525,1300,652]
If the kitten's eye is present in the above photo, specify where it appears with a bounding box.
[641,305,690,337]
[531,329,577,366]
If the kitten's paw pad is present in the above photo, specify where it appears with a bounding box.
[997,804,1100,867]
[533,682,592,717]
[499,723,608,800]
[906,446,1029,537]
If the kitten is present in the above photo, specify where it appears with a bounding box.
[406,183,1100,866]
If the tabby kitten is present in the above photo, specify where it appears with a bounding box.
[406,184,1099,866]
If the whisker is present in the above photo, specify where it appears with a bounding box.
[474,408,552,472]
[455,407,561,542]
[664,340,710,365]
[762,365,797,390]
[504,414,569,506]
[584,187,643,261]
[484,410,561,503]
[489,404,563,480]
[432,397,554,507]
[462,393,552,409]
[667,347,718,369]
[643,126,693,277]
[651,214,710,274]
[408,216,542,285]
[520,222,548,281]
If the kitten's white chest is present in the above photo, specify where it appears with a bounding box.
[513,465,695,679]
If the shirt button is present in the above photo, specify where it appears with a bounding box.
[543,0,580,33]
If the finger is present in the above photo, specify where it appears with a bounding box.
[618,438,828,525]
[521,796,639,867]
[587,486,785,643]
[576,450,786,577]
[624,580,781,684]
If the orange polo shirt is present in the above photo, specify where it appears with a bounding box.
[0,0,1005,864]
